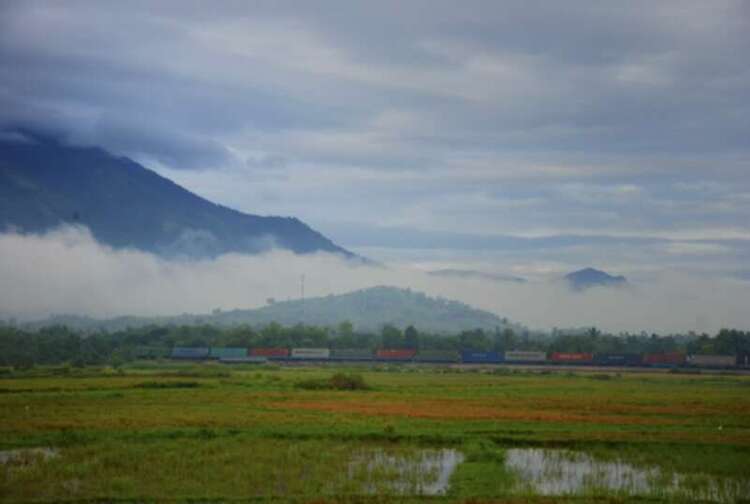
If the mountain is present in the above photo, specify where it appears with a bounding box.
[428,269,526,283]
[0,131,353,258]
[564,268,627,291]
[24,286,524,334]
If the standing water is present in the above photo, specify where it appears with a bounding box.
[505,448,749,502]
[348,448,464,495]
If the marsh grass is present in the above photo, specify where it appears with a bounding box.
[1,363,749,502]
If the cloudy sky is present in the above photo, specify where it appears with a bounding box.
[2,0,749,281]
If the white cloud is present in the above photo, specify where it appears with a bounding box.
[1,227,749,334]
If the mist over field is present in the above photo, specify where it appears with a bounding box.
[2,226,748,334]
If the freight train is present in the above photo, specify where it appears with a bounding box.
[136,346,750,369]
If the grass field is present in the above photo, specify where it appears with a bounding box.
[1,362,749,502]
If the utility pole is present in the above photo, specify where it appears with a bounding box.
[300,274,305,323]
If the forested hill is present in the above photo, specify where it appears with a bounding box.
[0,132,353,258]
[25,286,524,334]
[212,286,522,333]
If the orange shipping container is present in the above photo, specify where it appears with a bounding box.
[376,349,416,360]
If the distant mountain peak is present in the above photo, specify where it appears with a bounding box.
[428,269,527,283]
[0,131,356,260]
[564,267,627,291]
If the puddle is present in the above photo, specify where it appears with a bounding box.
[505,448,749,502]
[348,448,463,495]
[0,447,58,466]
[506,448,662,494]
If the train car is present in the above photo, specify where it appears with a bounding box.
[376,349,417,362]
[642,352,685,367]
[461,350,503,364]
[209,347,248,360]
[250,347,290,360]
[593,353,641,367]
[330,349,375,361]
[134,346,170,359]
[414,350,459,363]
[687,354,736,368]
[290,348,331,360]
[738,353,750,368]
[171,347,210,360]
[218,356,268,364]
[504,350,547,363]
[549,352,593,364]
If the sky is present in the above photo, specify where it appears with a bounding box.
[1,1,750,313]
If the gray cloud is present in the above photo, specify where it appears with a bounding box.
[1,1,749,280]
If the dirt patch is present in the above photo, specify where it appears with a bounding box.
[269,398,688,426]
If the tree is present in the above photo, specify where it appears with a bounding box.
[404,325,419,349]
[460,328,491,351]
[381,324,404,348]
[337,321,354,338]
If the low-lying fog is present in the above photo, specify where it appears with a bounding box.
[1,226,749,334]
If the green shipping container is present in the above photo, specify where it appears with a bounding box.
[209,347,248,359]
[330,349,374,361]
[415,350,459,363]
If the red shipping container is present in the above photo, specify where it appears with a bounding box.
[376,349,417,360]
[250,347,289,357]
[550,352,593,362]
[643,352,685,365]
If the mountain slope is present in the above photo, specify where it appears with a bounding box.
[26,286,524,334]
[428,269,527,283]
[564,267,627,291]
[0,132,353,258]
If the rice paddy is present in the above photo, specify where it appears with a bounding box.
[1,362,749,502]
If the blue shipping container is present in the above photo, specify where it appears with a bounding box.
[171,347,210,359]
[461,351,503,363]
[593,353,641,366]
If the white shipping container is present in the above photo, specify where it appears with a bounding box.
[290,348,331,359]
[688,354,735,367]
[504,351,547,362]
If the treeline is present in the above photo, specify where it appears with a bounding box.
[0,322,748,368]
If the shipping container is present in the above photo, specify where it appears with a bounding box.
[330,349,374,361]
[171,347,210,359]
[209,347,248,359]
[461,350,503,364]
[415,350,459,363]
[593,353,641,366]
[290,348,331,360]
[642,352,685,367]
[376,349,417,361]
[687,354,736,368]
[134,346,170,359]
[550,352,593,364]
[504,350,547,363]
[219,356,267,364]
[250,347,289,359]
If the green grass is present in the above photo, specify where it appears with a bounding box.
[1,363,749,502]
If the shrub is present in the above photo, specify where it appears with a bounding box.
[330,372,368,390]
[295,372,370,391]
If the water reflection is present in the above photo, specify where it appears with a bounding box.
[348,448,463,495]
[506,448,662,494]
[0,447,58,466]
[505,448,749,502]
